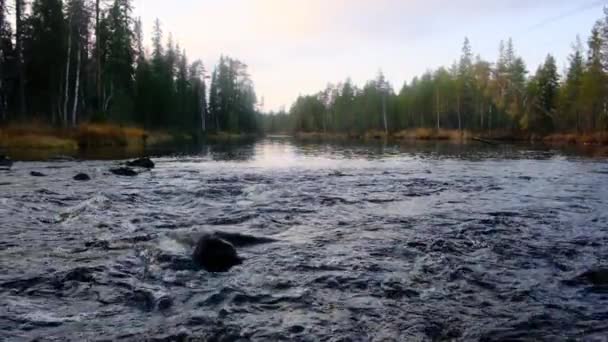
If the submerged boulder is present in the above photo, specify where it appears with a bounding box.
[192,235,243,272]
[30,171,46,177]
[74,173,91,181]
[577,268,608,286]
[110,167,138,177]
[0,155,13,169]
[126,157,155,169]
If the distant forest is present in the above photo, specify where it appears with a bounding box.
[0,0,259,133]
[1,2,608,138]
[265,7,608,137]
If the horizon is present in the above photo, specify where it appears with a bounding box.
[134,0,607,112]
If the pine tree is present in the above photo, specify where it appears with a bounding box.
[208,68,219,131]
[601,6,608,72]
[15,0,26,117]
[580,22,607,131]
[66,0,89,126]
[473,56,491,131]
[527,54,559,132]
[0,0,6,120]
[134,17,152,127]
[103,0,135,120]
[26,0,67,123]
[559,37,585,132]
[456,37,474,133]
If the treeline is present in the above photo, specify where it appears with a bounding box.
[0,0,259,133]
[267,8,608,136]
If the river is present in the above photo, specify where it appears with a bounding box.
[1,138,608,341]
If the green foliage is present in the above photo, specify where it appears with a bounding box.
[208,56,258,133]
[558,37,585,132]
[1,2,607,138]
[24,0,66,121]
[0,1,258,135]
[275,8,608,136]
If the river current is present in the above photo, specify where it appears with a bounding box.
[1,138,608,341]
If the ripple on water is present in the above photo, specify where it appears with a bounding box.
[1,140,608,340]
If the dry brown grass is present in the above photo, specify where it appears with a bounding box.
[0,132,78,150]
[75,124,151,148]
[75,124,126,147]
[544,132,608,145]
[363,130,388,140]
[146,131,174,145]
[0,123,166,150]
[293,129,472,141]
[393,129,470,141]
[0,123,76,149]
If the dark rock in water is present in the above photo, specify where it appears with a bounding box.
[156,295,173,311]
[30,171,46,177]
[126,157,155,169]
[74,173,91,181]
[110,167,138,177]
[577,269,608,286]
[62,267,96,283]
[192,235,243,272]
[84,240,110,249]
[330,171,346,177]
[0,155,13,169]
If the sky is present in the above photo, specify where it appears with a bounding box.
[133,0,607,112]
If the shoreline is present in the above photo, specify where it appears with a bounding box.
[2,125,607,153]
[291,130,608,146]
[0,123,176,151]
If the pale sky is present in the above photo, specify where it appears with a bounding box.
[133,0,607,112]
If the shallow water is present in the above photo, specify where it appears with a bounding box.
[1,138,608,341]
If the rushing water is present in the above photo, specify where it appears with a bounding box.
[1,138,608,341]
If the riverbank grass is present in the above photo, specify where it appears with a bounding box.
[544,133,608,145]
[0,123,173,150]
[292,129,608,145]
[294,129,472,141]
[393,129,471,141]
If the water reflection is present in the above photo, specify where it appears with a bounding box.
[3,136,607,162]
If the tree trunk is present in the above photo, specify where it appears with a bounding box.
[72,42,81,127]
[480,101,484,130]
[488,105,493,135]
[0,0,4,121]
[457,93,462,135]
[381,93,388,135]
[15,0,26,117]
[104,83,113,113]
[436,91,440,130]
[604,101,608,130]
[201,90,206,132]
[63,15,72,126]
[96,0,102,111]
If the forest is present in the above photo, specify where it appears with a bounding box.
[1,1,608,143]
[265,7,608,141]
[0,0,259,135]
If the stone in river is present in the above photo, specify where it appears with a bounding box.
[74,173,91,181]
[110,167,138,177]
[192,235,243,272]
[126,157,155,169]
